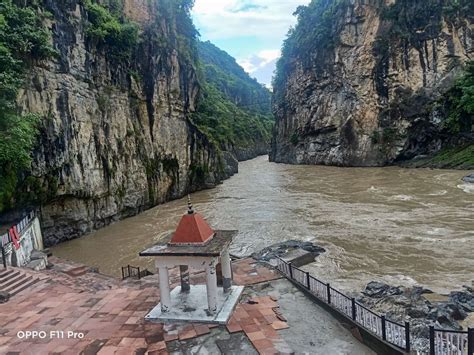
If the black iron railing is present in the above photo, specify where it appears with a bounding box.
[121,265,150,280]
[430,326,473,355]
[275,257,474,354]
[276,257,474,354]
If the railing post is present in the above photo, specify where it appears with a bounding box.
[306,272,310,290]
[1,247,6,269]
[137,267,141,280]
[351,298,357,321]
[468,328,473,355]
[121,267,124,279]
[405,321,410,353]
[327,283,331,304]
[429,326,435,355]
[288,262,293,279]
[381,316,386,340]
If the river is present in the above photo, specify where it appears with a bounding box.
[51,156,474,294]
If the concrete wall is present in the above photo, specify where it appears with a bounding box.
[2,217,44,267]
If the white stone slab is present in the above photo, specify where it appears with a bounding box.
[145,285,244,324]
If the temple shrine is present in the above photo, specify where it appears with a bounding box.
[139,197,243,324]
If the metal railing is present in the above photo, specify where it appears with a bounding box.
[276,257,412,352]
[276,257,474,354]
[121,265,150,280]
[430,327,473,355]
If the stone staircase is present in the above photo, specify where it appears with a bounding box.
[0,267,42,301]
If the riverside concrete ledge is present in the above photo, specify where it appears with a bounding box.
[282,273,408,355]
[145,285,244,324]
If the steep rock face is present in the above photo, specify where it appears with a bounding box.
[16,0,233,245]
[271,0,473,166]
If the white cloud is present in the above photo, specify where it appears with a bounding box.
[238,49,280,74]
[193,0,310,86]
[193,0,309,43]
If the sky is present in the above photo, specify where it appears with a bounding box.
[192,0,311,87]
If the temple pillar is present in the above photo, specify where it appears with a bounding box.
[221,249,232,293]
[205,260,218,314]
[158,266,171,313]
[179,265,190,293]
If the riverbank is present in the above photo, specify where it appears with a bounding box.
[398,144,474,170]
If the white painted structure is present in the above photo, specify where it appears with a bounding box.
[1,214,45,268]
[154,252,232,314]
[140,197,243,324]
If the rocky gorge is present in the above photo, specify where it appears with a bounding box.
[0,0,272,245]
[271,0,473,168]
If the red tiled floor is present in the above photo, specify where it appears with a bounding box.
[271,321,290,330]
[0,257,292,354]
[193,324,211,336]
[226,322,242,333]
[227,294,292,354]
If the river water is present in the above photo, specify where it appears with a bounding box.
[51,156,474,294]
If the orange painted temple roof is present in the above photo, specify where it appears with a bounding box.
[169,212,215,245]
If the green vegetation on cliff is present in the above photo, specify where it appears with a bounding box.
[442,61,474,134]
[83,0,139,59]
[193,41,273,151]
[402,144,474,169]
[273,0,349,102]
[0,0,56,212]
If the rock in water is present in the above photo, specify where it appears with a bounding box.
[252,240,325,265]
[449,290,474,312]
[462,174,474,183]
[362,281,403,298]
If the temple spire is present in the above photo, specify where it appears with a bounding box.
[187,195,194,214]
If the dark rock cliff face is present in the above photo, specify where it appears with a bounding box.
[16,0,236,245]
[271,0,473,167]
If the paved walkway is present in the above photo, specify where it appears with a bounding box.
[0,257,374,354]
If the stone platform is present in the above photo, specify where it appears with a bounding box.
[145,285,244,324]
[0,257,375,354]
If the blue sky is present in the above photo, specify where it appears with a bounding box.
[192,0,310,87]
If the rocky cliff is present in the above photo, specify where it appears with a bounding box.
[271,0,473,167]
[5,0,236,245]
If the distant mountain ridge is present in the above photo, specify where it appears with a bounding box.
[193,40,274,160]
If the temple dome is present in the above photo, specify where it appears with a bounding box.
[169,204,215,245]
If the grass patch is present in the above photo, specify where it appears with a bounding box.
[405,144,474,169]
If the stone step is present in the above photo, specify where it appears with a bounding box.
[3,275,33,294]
[0,268,14,280]
[8,277,40,296]
[0,271,23,288]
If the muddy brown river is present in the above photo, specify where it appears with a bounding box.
[51,156,474,294]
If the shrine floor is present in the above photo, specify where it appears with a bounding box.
[0,257,374,354]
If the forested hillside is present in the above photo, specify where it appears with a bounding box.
[193,41,273,159]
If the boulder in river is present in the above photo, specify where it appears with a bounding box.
[362,281,403,298]
[252,240,325,266]
[449,288,474,312]
[462,174,474,183]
